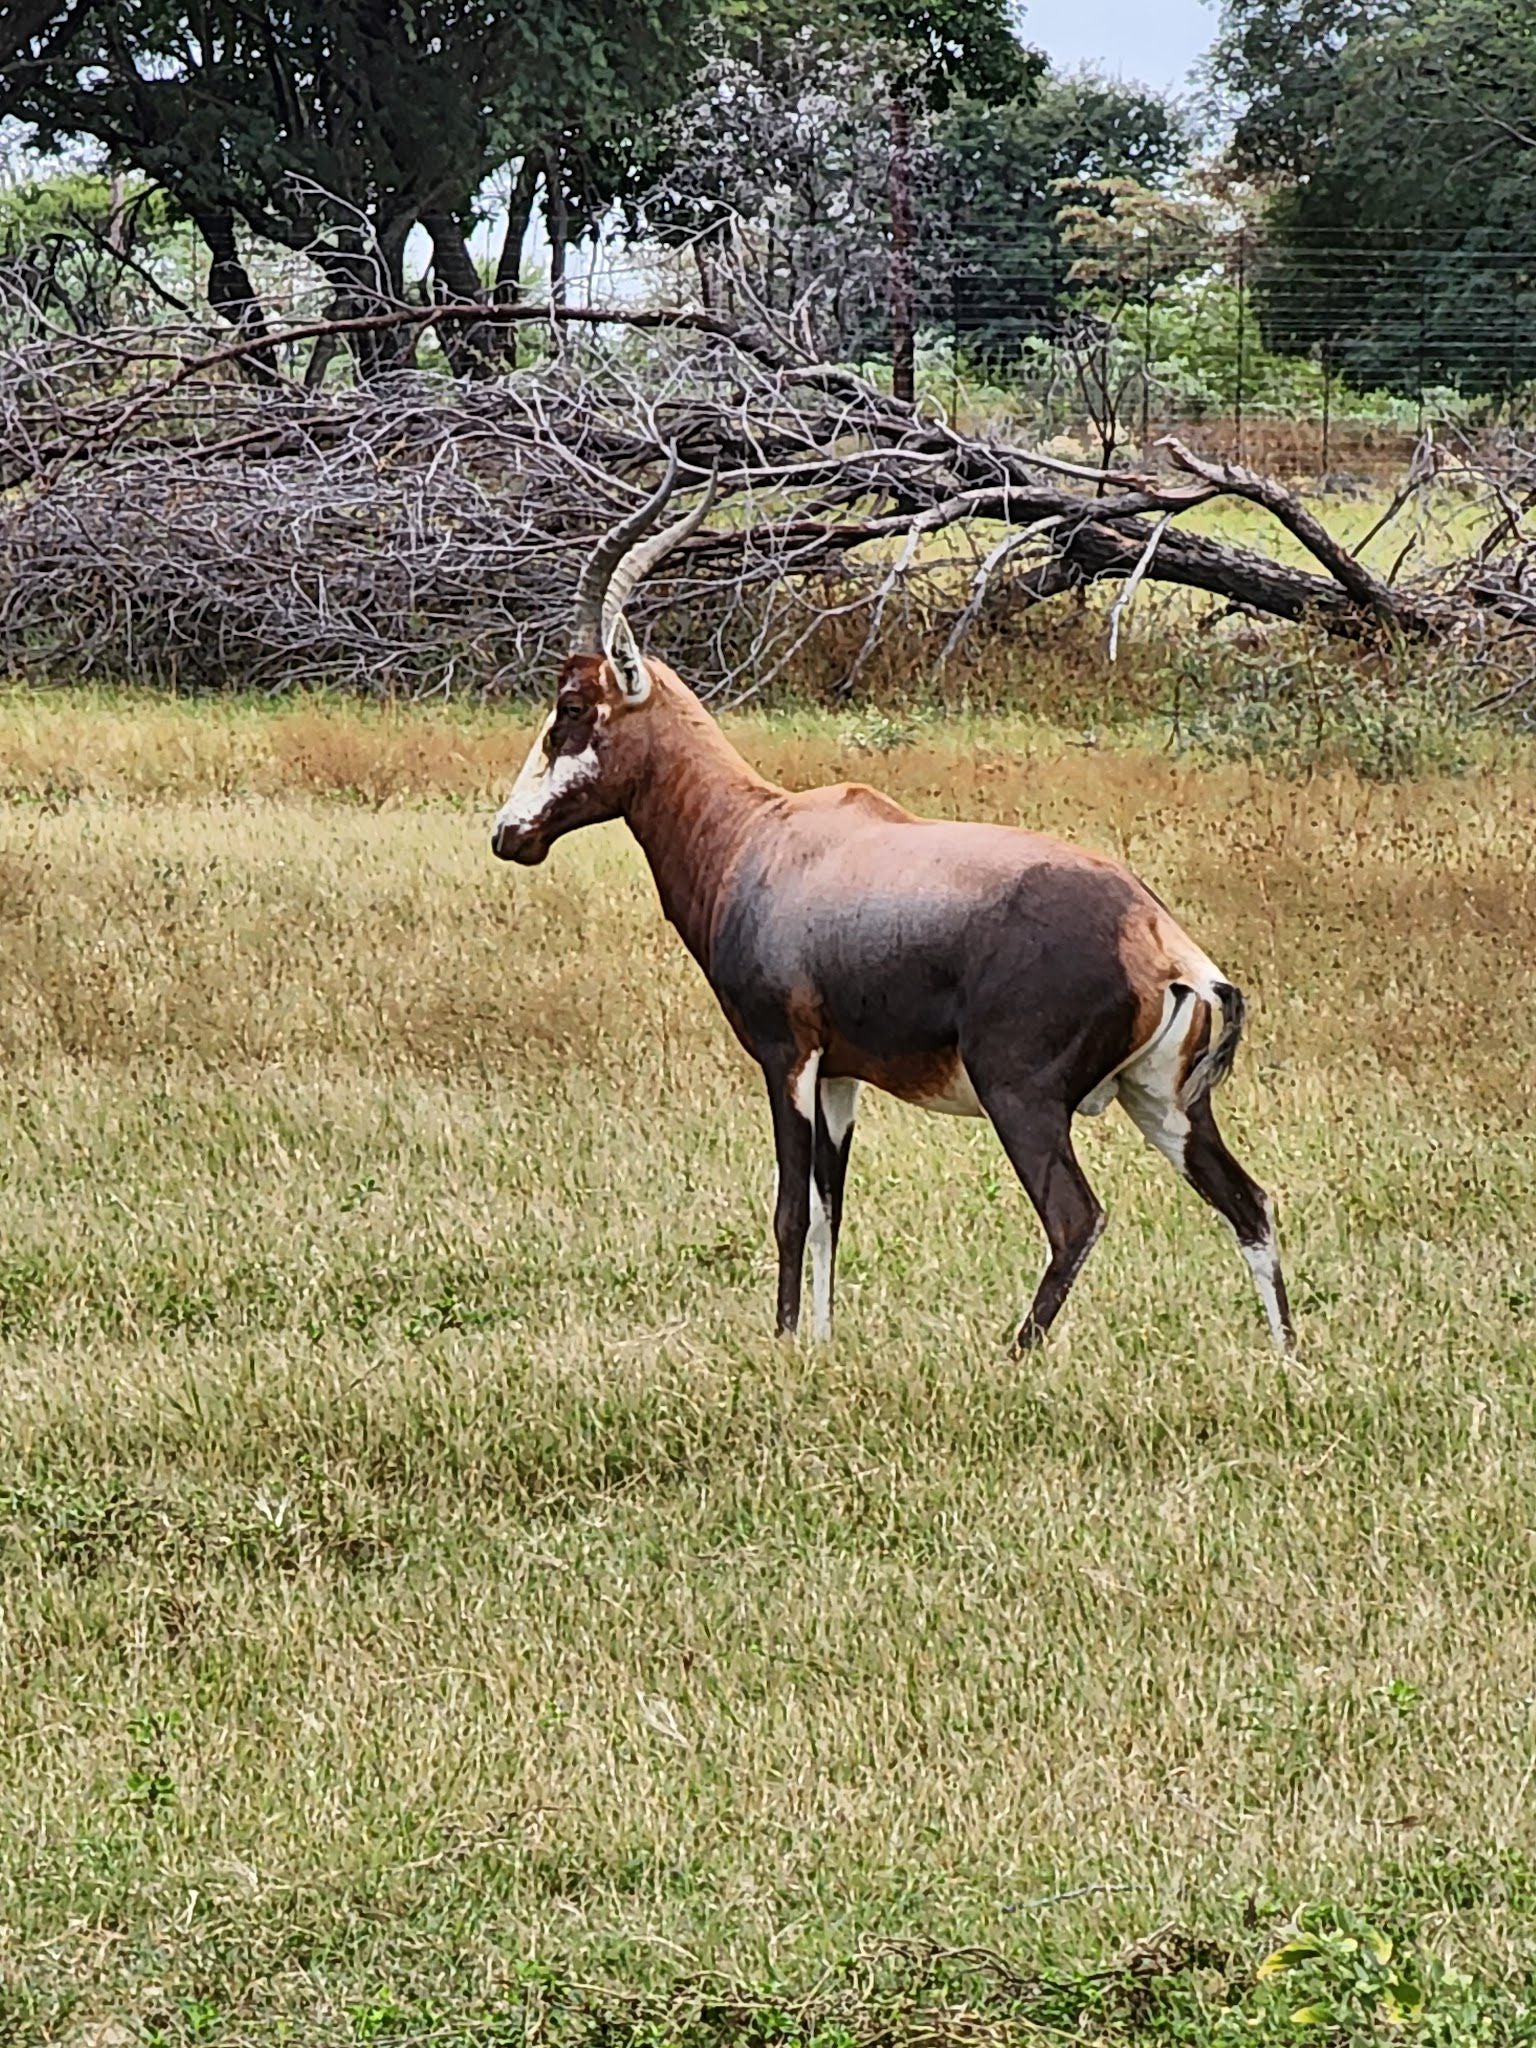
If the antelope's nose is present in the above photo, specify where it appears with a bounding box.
[491,821,517,861]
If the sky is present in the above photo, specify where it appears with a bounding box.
[1021,0,1218,93]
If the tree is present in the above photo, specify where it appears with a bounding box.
[629,3,1185,379]
[622,0,1038,379]
[1214,0,1536,399]
[936,74,1191,366]
[627,32,905,355]
[2,2,708,372]
[849,0,1036,396]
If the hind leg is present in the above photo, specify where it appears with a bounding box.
[1182,1097,1294,1350]
[981,1089,1106,1350]
[1119,1075,1294,1352]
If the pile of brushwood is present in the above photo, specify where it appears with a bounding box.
[0,288,1532,705]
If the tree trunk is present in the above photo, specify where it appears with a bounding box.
[544,144,568,306]
[493,156,540,302]
[423,211,483,300]
[304,327,343,391]
[315,214,414,379]
[423,210,497,378]
[191,212,278,383]
[106,171,127,255]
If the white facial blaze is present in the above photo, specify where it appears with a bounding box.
[494,712,599,839]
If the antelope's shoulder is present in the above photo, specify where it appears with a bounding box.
[788,780,916,824]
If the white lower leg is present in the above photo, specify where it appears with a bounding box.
[783,1052,823,1337]
[1241,1220,1290,1351]
[807,1076,857,1342]
[808,1175,834,1339]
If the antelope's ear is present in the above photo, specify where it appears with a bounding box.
[604,612,651,705]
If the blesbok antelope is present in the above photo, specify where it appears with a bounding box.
[491,461,1294,1352]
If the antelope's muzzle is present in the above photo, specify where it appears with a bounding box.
[491,820,548,864]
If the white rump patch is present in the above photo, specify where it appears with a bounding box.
[1115,984,1200,1168]
[494,716,599,836]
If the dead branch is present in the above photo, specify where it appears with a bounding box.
[1161,437,1435,633]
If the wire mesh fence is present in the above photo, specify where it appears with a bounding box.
[925,219,1536,484]
[4,185,1536,498]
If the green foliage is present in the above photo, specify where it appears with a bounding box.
[0,167,186,327]
[0,168,168,244]
[714,0,1037,106]
[850,0,1036,106]
[1116,274,1436,421]
[1169,641,1484,781]
[996,169,1469,433]
[936,78,1192,363]
[3,1,709,335]
[124,1707,182,1814]
[1215,0,1536,398]
[1239,1904,1478,2039]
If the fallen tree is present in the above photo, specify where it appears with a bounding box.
[0,288,1528,697]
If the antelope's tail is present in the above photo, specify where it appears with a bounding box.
[1177,980,1246,1110]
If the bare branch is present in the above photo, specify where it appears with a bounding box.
[0,276,1517,702]
[1107,513,1170,663]
[1160,437,1429,631]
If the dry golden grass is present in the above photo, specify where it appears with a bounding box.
[0,691,1534,2044]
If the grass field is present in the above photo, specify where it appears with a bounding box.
[1,692,1535,2045]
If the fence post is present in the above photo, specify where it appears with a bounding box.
[1141,225,1154,455]
[1321,338,1331,477]
[888,92,916,405]
[1416,274,1428,436]
[1234,226,1247,463]
[1515,256,1531,415]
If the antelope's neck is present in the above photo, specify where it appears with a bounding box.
[622,690,780,972]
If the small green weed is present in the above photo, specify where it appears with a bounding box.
[144,1993,225,2045]
[124,1708,182,1815]
[844,707,933,753]
[1236,1903,1480,2039]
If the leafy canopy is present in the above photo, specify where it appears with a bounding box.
[1214,0,1536,396]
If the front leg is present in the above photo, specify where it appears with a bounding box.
[764,1049,820,1336]
[809,1077,861,1339]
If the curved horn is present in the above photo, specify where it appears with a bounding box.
[569,447,680,653]
[601,466,717,640]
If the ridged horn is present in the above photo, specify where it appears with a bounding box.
[599,467,717,641]
[569,447,681,654]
